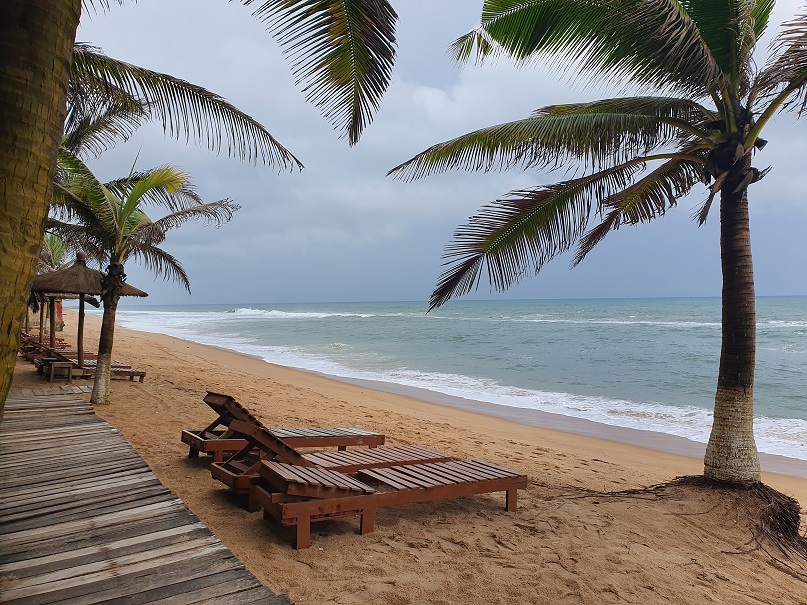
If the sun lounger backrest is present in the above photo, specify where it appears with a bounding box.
[203,391,265,428]
[228,419,314,467]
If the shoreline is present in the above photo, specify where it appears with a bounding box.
[109,311,807,481]
[327,374,807,479]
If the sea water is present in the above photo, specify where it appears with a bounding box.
[103,297,807,461]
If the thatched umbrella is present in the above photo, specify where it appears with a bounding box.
[30,253,147,366]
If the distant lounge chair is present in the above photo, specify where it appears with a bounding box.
[249,458,528,549]
[33,350,145,382]
[182,391,385,462]
[210,419,451,497]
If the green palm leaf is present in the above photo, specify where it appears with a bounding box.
[574,155,705,264]
[752,11,807,110]
[63,90,148,158]
[53,148,117,231]
[244,0,397,146]
[452,0,724,95]
[146,200,242,235]
[128,245,192,292]
[429,164,643,310]
[390,98,709,182]
[103,173,205,213]
[71,44,303,169]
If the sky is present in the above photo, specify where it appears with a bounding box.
[76,0,807,306]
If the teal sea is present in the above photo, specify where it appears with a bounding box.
[104,297,807,461]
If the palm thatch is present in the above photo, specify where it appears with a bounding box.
[30,256,148,298]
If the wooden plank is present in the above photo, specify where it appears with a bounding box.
[0,522,209,576]
[1,552,244,605]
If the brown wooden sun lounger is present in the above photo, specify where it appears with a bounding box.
[249,459,528,549]
[210,420,451,496]
[33,350,145,382]
[182,391,385,462]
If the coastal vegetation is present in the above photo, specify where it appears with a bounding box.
[390,0,807,485]
[0,0,398,416]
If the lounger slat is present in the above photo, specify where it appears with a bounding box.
[402,463,469,485]
[462,460,522,478]
[428,461,489,482]
[359,467,421,490]
[383,466,442,488]
[440,460,499,481]
[452,460,516,480]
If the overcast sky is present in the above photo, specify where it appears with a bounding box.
[76,0,807,306]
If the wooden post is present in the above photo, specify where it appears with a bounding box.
[506,489,517,512]
[295,516,311,549]
[38,304,44,343]
[360,508,375,534]
[49,297,56,348]
[77,295,85,367]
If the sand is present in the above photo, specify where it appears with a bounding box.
[12,310,807,604]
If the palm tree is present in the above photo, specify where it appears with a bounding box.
[390,1,807,485]
[51,151,239,403]
[0,0,397,419]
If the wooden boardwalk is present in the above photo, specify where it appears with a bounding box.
[0,388,292,605]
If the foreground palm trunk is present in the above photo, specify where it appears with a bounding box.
[0,0,81,420]
[704,160,760,484]
[91,264,124,405]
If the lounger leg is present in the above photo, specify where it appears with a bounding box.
[188,446,199,459]
[506,489,518,512]
[246,489,261,513]
[360,508,375,535]
[295,516,311,549]
[338,445,347,451]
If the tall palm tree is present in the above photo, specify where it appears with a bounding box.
[390,1,807,485]
[51,151,239,404]
[0,0,397,420]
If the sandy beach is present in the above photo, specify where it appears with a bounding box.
[12,310,807,604]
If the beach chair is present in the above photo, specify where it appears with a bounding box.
[34,351,145,382]
[182,391,385,462]
[80,359,147,382]
[249,458,528,549]
[210,419,451,497]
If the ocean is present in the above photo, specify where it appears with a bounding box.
[104,297,807,462]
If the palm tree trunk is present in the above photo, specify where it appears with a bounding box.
[0,0,81,420]
[90,298,118,405]
[704,163,760,484]
[91,263,125,405]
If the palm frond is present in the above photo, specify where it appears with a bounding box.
[452,0,725,95]
[390,98,708,182]
[145,200,241,235]
[44,221,108,266]
[127,245,192,292]
[81,0,124,12]
[574,155,705,264]
[752,11,807,112]
[120,166,190,218]
[53,148,118,232]
[243,0,397,146]
[71,44,303,169]
[104,172,205,213]
[64,87,149,158]
[429,164,643,310]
